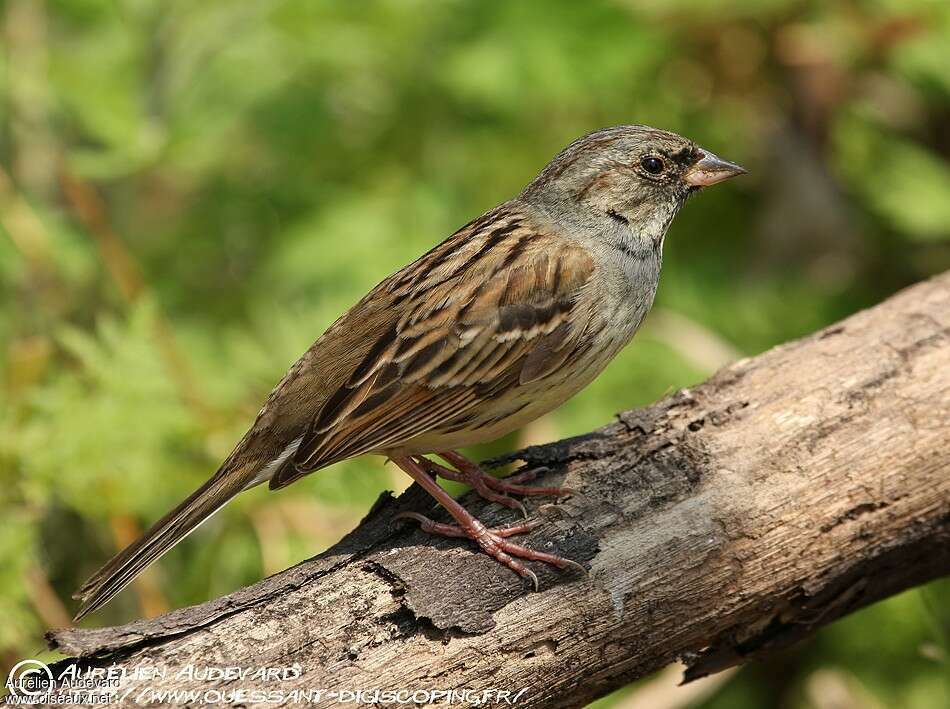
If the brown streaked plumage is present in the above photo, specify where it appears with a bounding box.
[73,125,745,619]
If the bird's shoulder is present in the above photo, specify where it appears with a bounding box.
[376,201,594,323]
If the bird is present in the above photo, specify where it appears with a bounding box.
[72,125,745,620]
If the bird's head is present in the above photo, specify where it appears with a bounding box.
[522,125,745,242]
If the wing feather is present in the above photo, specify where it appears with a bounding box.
[269,210,595,489]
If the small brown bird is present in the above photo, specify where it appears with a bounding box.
[73,125,744,620]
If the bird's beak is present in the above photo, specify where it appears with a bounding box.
[683,149,746,187]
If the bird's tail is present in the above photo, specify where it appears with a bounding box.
[72,465,258,621]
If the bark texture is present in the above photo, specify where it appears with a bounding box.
[46,273,950,707]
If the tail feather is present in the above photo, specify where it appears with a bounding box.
[73,466,256,621]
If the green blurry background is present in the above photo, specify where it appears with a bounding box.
[1,0,948,706]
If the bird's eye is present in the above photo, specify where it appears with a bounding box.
[640,156,665,175]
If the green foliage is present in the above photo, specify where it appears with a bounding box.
[1,0,948,705]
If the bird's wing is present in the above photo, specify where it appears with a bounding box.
[269,205,595,488]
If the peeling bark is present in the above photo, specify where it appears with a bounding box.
[45,273,950,707]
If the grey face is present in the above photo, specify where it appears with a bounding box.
[522,125,744,236]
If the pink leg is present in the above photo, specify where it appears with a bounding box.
[439,450,575,499]
[414,456,529,518]
[392,456,585,591]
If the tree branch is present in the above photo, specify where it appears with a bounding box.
[45,273,950,707]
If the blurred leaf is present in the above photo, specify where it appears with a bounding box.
[835,115,950,241]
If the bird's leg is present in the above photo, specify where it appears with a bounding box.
[413,455,528,518]
[392,455,585,591]
[439,449,574,499]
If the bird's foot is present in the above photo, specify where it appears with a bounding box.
[395,511,585,591]
[481,466,576,498]
[433,450,575,513]
[414,456,529,518]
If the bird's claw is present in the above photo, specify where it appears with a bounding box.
[396,510,580,592]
